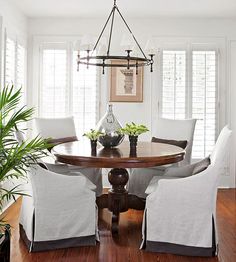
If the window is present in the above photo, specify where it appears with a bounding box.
[40,47,68,117]
[162,50,186,119]
[39,43,98,137]
[192,51,217,158]
[5,38,16,86]
[73,51,98,136]
[161,48,217,159]
[4,37,26,106]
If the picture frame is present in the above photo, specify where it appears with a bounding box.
[110,60,143,102]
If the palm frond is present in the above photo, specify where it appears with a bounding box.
[0,86,51,225]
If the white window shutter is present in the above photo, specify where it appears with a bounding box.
[39,44,99,138]
[162,50,186,119]
[16,43,26,106]
[72,51,98,137]
[40,46,68,117]
[192,51,217,158]
[16,44,26,89]
[5,38,26,98]
[5,38,16,86]
[161,48,217,159]
[4,37,27,130]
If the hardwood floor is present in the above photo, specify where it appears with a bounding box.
[2,189,236,262]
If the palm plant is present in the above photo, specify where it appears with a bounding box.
[0,86,49,234]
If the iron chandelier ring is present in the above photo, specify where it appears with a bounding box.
[78,55,153,67]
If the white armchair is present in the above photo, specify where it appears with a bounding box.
[20,165,98,252]
[141,126,232,256]
[34,117,103,196]
[128,118,196,198]
[153,118,197,165]
[34,116,78,142]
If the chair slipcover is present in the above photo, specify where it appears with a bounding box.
[141,126,232,257]
[152,118,197,165]
[128,118,196,198]
[19,165,98,252]
[34,117,77,140]
[34,117,103,196]
[14,130,25,144]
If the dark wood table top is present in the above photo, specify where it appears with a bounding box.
[52,140,185,168]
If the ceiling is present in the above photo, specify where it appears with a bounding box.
[9,0,236,19]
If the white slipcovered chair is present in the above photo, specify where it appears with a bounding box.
[34,117,78,143]
[152,118,197,165]
[141,126,232,257]
[128,118,197,198]
[34,117,103,196]
[20,165,98,252]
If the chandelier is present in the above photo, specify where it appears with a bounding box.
[77,0,154,74]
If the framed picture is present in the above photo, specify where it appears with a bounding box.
[110,60,143,102]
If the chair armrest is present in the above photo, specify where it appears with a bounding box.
[147,166,217,211]
[30,166,96,209]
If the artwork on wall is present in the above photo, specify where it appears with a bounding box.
[110,60,143,102]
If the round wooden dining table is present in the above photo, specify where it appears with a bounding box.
[52,140,185,234]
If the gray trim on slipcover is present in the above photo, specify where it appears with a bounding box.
[143,215,216,257]
[145,241,216,257]
[19,224,96,252]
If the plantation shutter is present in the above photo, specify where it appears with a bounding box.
[192,50,217,158]
[161,48,218,159]
[72,51,98,137]
[161,50,186,119]
[40,43,68,118]
[5,38,16,86]
[5,37,26,109]
[39,43,99,137]
[16,43,26,106]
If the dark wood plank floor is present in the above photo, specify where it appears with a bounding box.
[3,189,236,262]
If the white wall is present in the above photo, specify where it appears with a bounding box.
[0,0,28,36]
[27,17,236,187]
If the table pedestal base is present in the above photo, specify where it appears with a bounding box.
[96,168,145,234]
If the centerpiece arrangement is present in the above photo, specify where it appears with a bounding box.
[96,104,124,148]
[84,117,149,157]
[118,122,149,155]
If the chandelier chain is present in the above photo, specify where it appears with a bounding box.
[92,8,114,55]
[115,6,147,59]
[107,6,116,55]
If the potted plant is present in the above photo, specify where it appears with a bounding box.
[83,129,104,154]
[0,86,49,262]
[118,122,149,154]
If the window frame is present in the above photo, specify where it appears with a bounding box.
[3,29,27,98]
[39,41,70,117]
[154,37,226,160]
[34,36,101,136]
[160,49,188,119]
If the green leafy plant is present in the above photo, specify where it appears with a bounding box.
[118,122,149,136]
[83,129,104,141]
[0,86,50,235]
